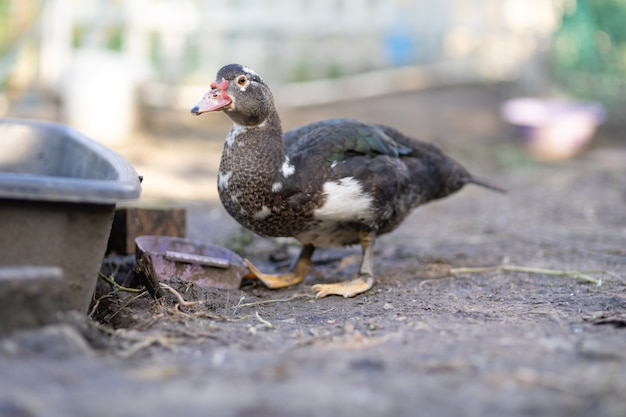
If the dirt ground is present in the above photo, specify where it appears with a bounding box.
[1,85,625,417]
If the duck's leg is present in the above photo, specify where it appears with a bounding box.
[312,231,375,298]
[244,244,314,289]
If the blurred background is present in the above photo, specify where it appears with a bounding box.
[1,0,625,202]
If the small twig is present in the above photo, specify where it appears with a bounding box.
[86,318,117,336]
[169,304,196,318]
[88,293,115,319]
[99,272,144,293]
[231,314,254,322]
[236,293,314,309]
[159,283,202,307]
[106,291,149,321]
[450,265,603,286]
[118,334,185,358]
[254,311,273,329]
[190,310,231,321]
[231,295,247,316]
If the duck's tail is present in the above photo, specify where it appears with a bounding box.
[467,176,507,193]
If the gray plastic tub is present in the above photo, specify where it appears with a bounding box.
[0,119,141,313]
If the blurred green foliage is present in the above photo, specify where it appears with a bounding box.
[552,0,626,105]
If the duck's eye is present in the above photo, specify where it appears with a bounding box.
[236,75,248,86]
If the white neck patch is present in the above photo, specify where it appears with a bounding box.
[226,123,248,147]
[218,170,233,190]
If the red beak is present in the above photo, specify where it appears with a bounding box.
[191,80,231,115]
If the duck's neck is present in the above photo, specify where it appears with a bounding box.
[218,111,293,217]
[220,110,285,176]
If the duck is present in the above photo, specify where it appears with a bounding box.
[191,63,504,298]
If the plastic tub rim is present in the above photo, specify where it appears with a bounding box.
[0,118,141,204]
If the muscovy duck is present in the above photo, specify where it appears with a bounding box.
[191,64,504,298]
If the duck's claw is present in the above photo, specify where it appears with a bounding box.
[243,244,314,290]
[312,230,377,298]
[311,275,374,298]
[244,259,306,289]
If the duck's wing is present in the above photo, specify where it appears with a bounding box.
[284,119,412,166]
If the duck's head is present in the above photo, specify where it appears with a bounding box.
[191,64,273,126]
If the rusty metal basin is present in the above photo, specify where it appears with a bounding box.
[135,235,248,291]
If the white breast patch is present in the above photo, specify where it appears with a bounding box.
[294,177,374,247]
[281,157,296,178]
[315,177,374,223]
